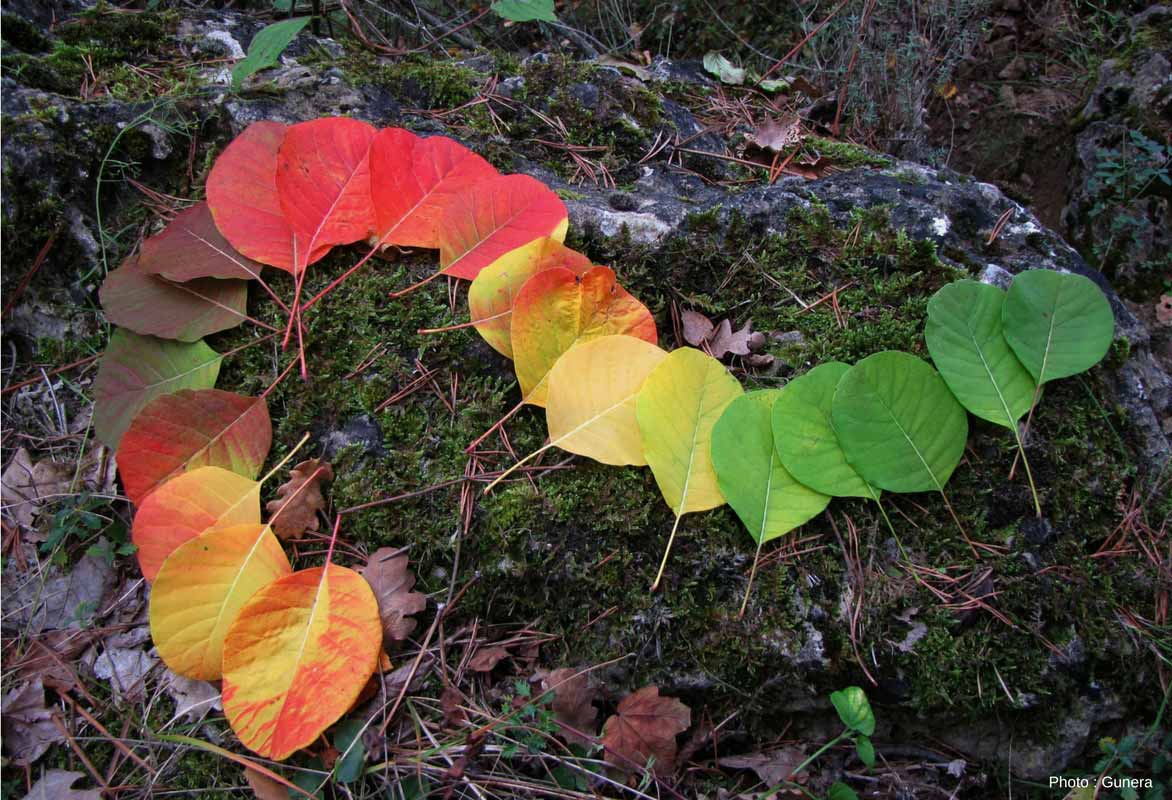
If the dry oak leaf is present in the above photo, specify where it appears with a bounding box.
[265,458,333,539]
[680,309,715,346]
[468,645,510,672]
[538,667,598,746]
[358,547,427,648]
[1,679,65,766]
[600,686,690,775]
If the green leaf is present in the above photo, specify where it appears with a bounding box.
[711,390,830,545]
[827,781,859,800]
[491,0,557,22]
[396,776,431,800]
[773,362,880,499]
[830,687,875,736]
[756,78,790,92]
[855,736,875,768]
[1002,269,1114,384]
[332,719,366,783]
[832,351,968,494]
[702,52,746,85]
[92,330,222,449]
[926,280,1037,429]
[232,17,311,89]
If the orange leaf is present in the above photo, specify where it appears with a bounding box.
[265,458,333,539]
[511,266,657,406]
[131,466,260,581]
[438,174,568,281]
[276,117,378,269]
[221,564,382,760]
[150,524,291,680]
[207,121,329,274]
[467,237,592,357]
[357,548,427,648]
[600,686,690,775]
[370,129,498,250]
[117,389,271,505]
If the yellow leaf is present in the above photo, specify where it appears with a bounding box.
[635,348,743,589]
[150,524,292,680]
[221,564,382,760]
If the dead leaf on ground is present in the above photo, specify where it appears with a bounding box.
[161,669,222,724]
[681,309,715,346]
[358,548,427,648]
[718,746,807,785]
[265,458,333,539]
[537,667,598,745]
[7,629,102,691]
[1,448,72,534]
[244,766,288,800]
[22,770,101,800]
[84,634,158,702]
[441,685,467,728]
[1156,294,1172,327]
[682,310,770,362]
[600,685,691,775]
[595,55,651,81]
[468,645,510,672]
[752,116,804,152]
[2,552,116,634]
[1,679,66,766]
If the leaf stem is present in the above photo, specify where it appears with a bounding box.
[464,399,524,453]
[1012,423,1042,518]
[259,431,311,486]
[738,537,765,618]
[389,269,444,298]
[650,512,684,592]
[482,442,552,494]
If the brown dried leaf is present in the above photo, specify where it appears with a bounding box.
[539,667,598,746]
[600,686,690,775]
[441,685,467,727]
[707,319,754,357]
[1,448,72,534]
[265,458,333,539]
[681,309,714,346]
[23,770,101,800]
[468,645,510,672]
[719,747,807,785]
[8,630,102,692]
[1,679,65,766]
[358,548,427,648]
[244,766,289,800]
[752,116,803,152]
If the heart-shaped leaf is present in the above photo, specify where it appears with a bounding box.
[438,174,568,280]
[370,129,498,250]
[221,564,382,760]
[468,237,592,357]
[131,466,260,581]
[1002,269,1114,384]
[150,523,291,680]
[711,390,830,545]
[512,266,657,406]
[93,330,222,449]
[117,389,272,505]
[206,121,329,273]
[832,351,968,494]
[99,257,249,342]
[772,362,879,499]
[926,280,1036,429]
[276,117,378,269]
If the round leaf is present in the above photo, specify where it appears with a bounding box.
[93,330,222,449]
[221,564,382,760]
[711,391,830,545]
[829,686,875,736]
[150,523,291,680]
[926,280,1036,429]
[1002,269,1114,384]
[131,466,260,582]
[636,348,744,515]
[772,362,879,499]
[545,335,669,466]
[832,351,968,494]
[117,389,272,505]
[512,266,657,406]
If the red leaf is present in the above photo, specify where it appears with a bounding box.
[275,117,378,269]
[99,257,249,342]
[117,389,272,505]
[206,121,329,274]
[370,129,498,250]
[439,174,568,281]
[137,202,267,282]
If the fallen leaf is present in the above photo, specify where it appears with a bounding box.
[538,668,598,745]
[162,669,222,724]
[707,319,755,357]
[2,552,116,634]
[719,747,806,785]
[600,685,691,775]
[86,639,158,702]
[1,448,72,533]
[441,685,467,727]
[681,309,714,346]
[358,548,427,649]
[8,630,103,691]
[1156,294,1172,327]
[751,116,803,152]
[1,679,65,766]
[265,458,333,539]
[244,766,289,800]
[137,201,266,282]
[22,770,101,800]
[595,55,651,80]
[702,52,746,85]
[468,645,510,672]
